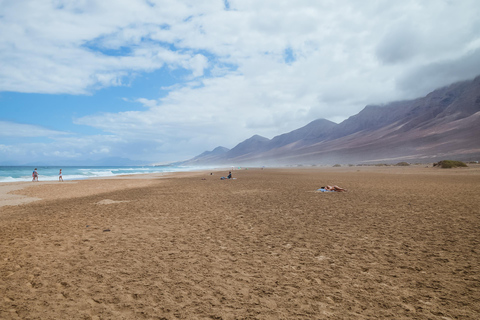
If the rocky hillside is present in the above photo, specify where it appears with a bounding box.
[182,76,480,165]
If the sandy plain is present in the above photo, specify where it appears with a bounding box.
[0,166,479,319]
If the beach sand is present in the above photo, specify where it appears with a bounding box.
[1,166,479,319]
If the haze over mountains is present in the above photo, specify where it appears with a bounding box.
[181,76,480,166]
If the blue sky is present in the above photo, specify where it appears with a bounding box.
[1,0,480,165]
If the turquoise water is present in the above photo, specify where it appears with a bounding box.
[0,165,202,183]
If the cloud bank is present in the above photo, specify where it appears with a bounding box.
[1,0,480,164]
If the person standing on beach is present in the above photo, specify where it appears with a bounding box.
[32,168,39,182]
[59,169,63,182]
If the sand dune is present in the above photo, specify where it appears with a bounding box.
[1,166,479,319]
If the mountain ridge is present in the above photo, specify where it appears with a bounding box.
[181,76,480,165]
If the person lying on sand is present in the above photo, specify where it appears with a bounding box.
[319,185,347,192]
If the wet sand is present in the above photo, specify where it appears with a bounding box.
[1,166,479,319]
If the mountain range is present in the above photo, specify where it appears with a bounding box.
[181,76,480,166]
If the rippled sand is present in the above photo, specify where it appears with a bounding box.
[1,166,479,319]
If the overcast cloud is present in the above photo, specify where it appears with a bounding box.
[1,0,480,164]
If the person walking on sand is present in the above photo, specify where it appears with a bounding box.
[59,169,63,182]
[32,168,39,182]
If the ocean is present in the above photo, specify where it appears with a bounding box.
[0,165,204,183]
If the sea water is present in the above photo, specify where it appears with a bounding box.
[0,165,203,183]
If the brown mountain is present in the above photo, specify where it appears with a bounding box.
[184,76,480,165]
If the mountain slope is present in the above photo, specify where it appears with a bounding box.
[183,146,230,165]
[267,118,337,148]
[226,135,270,159]
[184,76,480,165]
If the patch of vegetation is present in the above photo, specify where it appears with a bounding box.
[433,160,468,168]
[395,162,410,166]
[333,164,341,167]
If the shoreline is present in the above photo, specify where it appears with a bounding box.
[0,171,190,208]
[0,165,223,184]
[0,167,235,208]
[1,164,478,208]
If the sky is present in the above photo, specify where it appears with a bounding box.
[1,0,480,165]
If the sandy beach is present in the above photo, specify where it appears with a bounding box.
[1,166,479,319]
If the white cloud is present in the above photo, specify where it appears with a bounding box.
[51,150,83,158]
[0,121,70,137]
[0,144,12,152]
[2,0,479,97]
[0,133,141,164]
[397,48,480,97]
[0,0,210,94]
[1,0,480,163]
